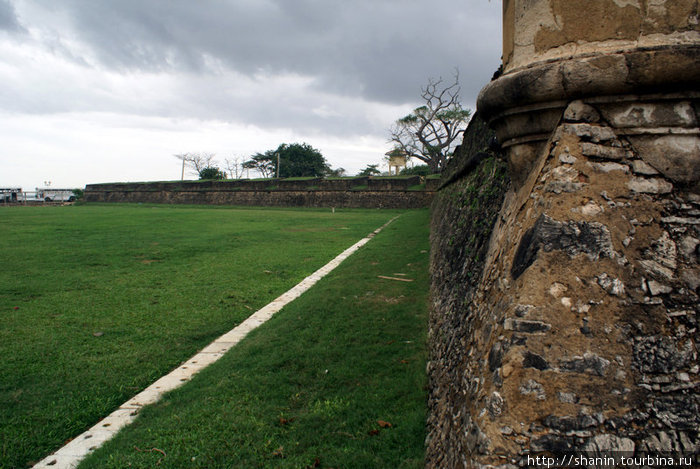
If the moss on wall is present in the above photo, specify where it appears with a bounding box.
[427,115,510,466]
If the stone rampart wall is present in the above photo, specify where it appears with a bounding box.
[84,177,433,209]
[427,114,512,466]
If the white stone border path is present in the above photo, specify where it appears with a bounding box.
[33,216,399,469]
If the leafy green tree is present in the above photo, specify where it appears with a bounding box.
[358,164,381,176]
[242,152,276,178]
[389,72,471,173]
[198,166,225,180]
[275,143,329,178]
[244,143,331,178]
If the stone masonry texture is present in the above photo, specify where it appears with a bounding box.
[84,177,434,209]
[427,114,511,467]
[428,104,699,467]
[428,1,699,466]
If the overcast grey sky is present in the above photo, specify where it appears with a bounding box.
[1,0,501,190]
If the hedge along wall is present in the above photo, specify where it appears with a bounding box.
[83,176,436,209]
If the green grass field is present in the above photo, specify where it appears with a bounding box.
[0,204,429,468]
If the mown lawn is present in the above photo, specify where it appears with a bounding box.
[80,208,430,469]
[0,204,406,468]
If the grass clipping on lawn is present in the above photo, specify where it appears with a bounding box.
[79,209,430,469]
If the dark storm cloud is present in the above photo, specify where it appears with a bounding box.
[28,0,501,105]
[0,0,24,33]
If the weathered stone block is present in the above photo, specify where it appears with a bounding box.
[563,123,616,142]
[530,434,575,453]
[628,177,674,194]
[511,215,615,279]
[543,414,600,433]
[627,135,700,185]
[489,342,505,372]
[523,351,550,370]
[647,280,673,296]
[504,319,552,333]
[559,353,610,376]
[520,379,546,400]
[556,391,578,404]
[590,162,629,173]
[597,273,626,296]
[581,142,628,160]
[634,336,693,374]
[631,160,660,176]
[563,101,600,123]
[651,395,700,430]
[582,434,635,456]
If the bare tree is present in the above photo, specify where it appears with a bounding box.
[224,156,245,179]
[174,153,217,179]
[389,71,471,173]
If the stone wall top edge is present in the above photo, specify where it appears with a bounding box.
[438,112,502,190]
[83,188,436,194]
[84,176,426,192]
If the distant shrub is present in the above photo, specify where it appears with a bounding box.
[199,166,225,180]
[400,165,433,176]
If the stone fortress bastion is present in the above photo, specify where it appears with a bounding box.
[427,0,699,467]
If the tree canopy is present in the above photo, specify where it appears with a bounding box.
[400,164,432,176]
[242,152,276,178]
[198,166,225,180]
[389,72,471,173]
[358,164,381,176]
[243,143,331,178]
